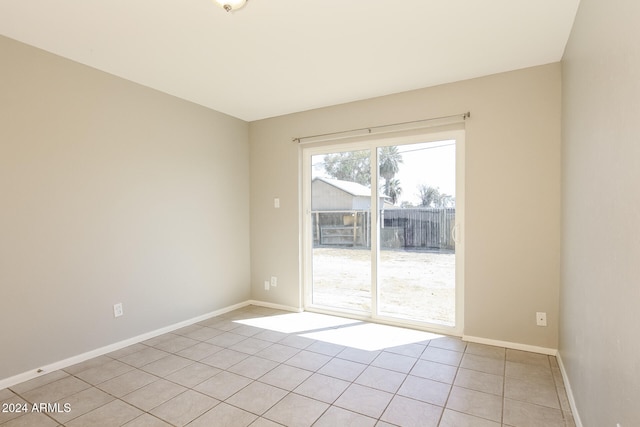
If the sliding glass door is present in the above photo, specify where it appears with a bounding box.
[303,130,464,333]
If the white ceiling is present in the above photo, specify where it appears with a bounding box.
[0,0,580,122]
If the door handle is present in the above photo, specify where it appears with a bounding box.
[451,224,460,245]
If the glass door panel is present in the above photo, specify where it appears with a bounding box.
[377,141,457,326]
[310,149,372,313]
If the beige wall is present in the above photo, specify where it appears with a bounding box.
[250,63,562,349]
[0,31,566,382]
[560,0,640,425]
[0,36,250,380]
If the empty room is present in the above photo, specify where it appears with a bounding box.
[1,0,638,426]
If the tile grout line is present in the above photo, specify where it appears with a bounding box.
[435,338,463,426]
[5,388,62,426]
[369,342,423,426]
[502,347,507,426]
[3,308,574,427]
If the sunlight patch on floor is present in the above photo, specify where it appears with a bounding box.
[233,312,359,334]
[234,312,443,351]
[301,322,442,351]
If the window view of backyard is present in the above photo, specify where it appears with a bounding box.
[309,141,457,327]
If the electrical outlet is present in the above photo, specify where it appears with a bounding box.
[270,276,277,287]
[274,198,280,208]
[536,311,547,326]
[264,280,270,291]
[113,303,123,318]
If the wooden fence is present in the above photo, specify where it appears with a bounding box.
[312,208,455,251]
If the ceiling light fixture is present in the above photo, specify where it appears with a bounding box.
[213,0,247,12]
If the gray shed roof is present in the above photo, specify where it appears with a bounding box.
[313,177,372,197]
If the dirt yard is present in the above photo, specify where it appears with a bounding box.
[312,247,455,326]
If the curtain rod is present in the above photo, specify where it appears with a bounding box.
[293,112,470,144]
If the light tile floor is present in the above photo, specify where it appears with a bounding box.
[0,306,575,426]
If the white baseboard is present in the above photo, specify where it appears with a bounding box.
[246,300,302,313]
[2,300,570,401]
[556,352,583,427]
[462,336,582,424]
[462,335,558,356]
[0,300,252,390]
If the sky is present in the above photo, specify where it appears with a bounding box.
[394,140,456,205]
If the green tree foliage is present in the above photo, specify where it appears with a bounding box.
[379,146,403,182]
[379,146,403,203]
[386,178,403,205]
[323,150,371,186]
[417,184,455,208]
[323,147,404,205]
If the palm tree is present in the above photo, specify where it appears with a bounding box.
[322,147,404,194]
[439,194,455,208]
[417,184,454,207]
[417,184,441,207]
[386,178,403,205]
[379,146,403,183]
[379,146,403,201]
